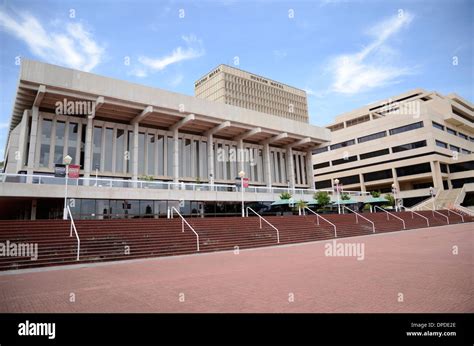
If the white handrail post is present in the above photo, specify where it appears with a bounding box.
[247,207,279,243]
[172,207,199,251]
[66,205,80,261]
[374,206,406,230]
[304,207,337,238]
[343,206,375,233]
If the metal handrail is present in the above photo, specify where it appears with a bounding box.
[304,207,337,237]
[342,206,375,233]
[444,208,464,222]
[428,208,450,224]
[246,207,280,243]
[374,206,406,229]
[171,207,199,251]
[0,172,369,196]
[398,206,429,227]
[66,205,80,261]
[453,205,474,217]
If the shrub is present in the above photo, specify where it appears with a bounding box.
[314,191,331,207]
[384,194,395,207]
[280,192,292,200]
[370,190,381,198]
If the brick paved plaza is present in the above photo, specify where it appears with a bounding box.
[0,223,472,313]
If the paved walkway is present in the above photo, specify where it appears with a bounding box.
[0,224,472,313]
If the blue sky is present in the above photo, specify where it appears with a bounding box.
[0,0,473,159]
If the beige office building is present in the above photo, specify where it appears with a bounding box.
[312,89,474,207]
[194,64,309,123]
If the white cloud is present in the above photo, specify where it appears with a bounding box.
[131,35,204,77]
[327,11,415,94]
[0,10,104,72]
[0,122,9,129]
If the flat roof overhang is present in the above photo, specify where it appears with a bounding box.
[7,59,330,152]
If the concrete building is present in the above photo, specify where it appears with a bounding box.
[194,64,309,123]
[312,89,474,207]
[0,59,329,219]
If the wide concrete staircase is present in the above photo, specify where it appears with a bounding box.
[0,211,472,271]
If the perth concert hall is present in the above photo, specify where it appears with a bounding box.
[0,59,472,274]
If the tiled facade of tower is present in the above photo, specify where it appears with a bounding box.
[194,65,309,123]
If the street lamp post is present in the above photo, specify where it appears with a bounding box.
[334,178,340,214]
[239,170,246,217]
[62,155,73,220]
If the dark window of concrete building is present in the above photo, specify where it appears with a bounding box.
[458,132,468,140]
[39,119,52,167]
[360,148,389,160]
[413,182,433,189]
[452,177,474,188]
[449,161,474,173]
[389,121,423,135]
[67,122,78,163]
[357,131,386,143]
[432,121,444,131]
[339,175,360,185]
[363,169,393,182]
[330,139,355,150]
[115,129,125,173]
[53,121,66,164]
[446,127,457,136]
[392,140,427,153]
[440,163,448,173]
[313,162,330,169]
[396,163,431,177]
[450,145,460,152]
[436,140,448,149]
[92,126,102,170]
[332,155,357,166]
[104,128,114,172]
[315,179,332,189]
[313,146,328,155]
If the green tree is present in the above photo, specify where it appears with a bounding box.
[341,192,351,200]
[314,191,331,207]
[296,200,307,209]
[384,194,395,207]
[280,192,292,200]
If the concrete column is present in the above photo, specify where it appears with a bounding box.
[173,129,179,183]
[359,173,366,192]
[430,161,444,191]
[16,110,29,173]
[133,122,139,181]
[27,107,39,177]
[238,139,244,173]
[263,143,272,187]
[391,168,400,191]
[83,116,94,184]
[207,134,214,184]
[286,147,295,189]
[306,150,314,189]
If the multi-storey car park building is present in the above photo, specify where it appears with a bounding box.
[194,64,309,123]
[312,89,474,207]
[0,59,329,219]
